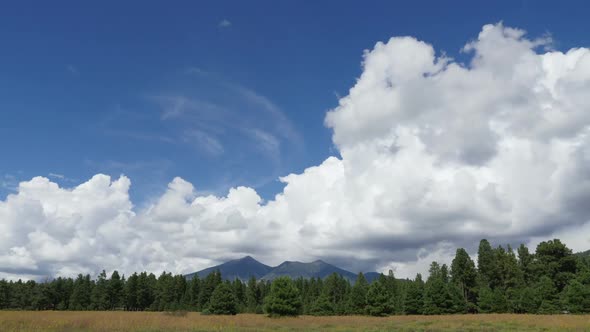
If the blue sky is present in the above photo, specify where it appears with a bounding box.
[2,1,589,203]
[3,1,590,278]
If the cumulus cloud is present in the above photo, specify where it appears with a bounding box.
[2,23,590,280]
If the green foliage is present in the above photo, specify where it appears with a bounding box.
[535,276,559,314]
[69,274,92,310]
[531,239,578,292]
[263,276,302,317]
[348,273,368,314]
[108,271,124,309]
[186,276,201,309]
[365,279,391,316]
[0,237,588,317]
[309,293,334,316]
[451,248,477,306]
[207,282,237,315]
[561,279,590,313]
[404,274,424,314]
[198,270,222,309]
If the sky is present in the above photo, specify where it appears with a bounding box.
[1,1,590,280]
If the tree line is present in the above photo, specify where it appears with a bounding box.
[1,238,589,316]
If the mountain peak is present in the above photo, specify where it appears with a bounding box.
[236,255,256,262]
[186,257,380,283]
[185,256,272,281]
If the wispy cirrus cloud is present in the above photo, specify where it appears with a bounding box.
[149,69,302,163]
[183,130,225,156]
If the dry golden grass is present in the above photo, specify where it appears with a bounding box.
[0,311,589,331]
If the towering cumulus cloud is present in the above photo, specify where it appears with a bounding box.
[2,23,590,279]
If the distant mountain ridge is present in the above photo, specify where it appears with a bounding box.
[186,256,380,283]
[185,256,272,281]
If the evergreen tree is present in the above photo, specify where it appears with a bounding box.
[207,282,238,315]
[423,262,456,314]
[323,273,348,314]
[404,274,424,315]
[70,274,93,310]
[245,277,262,313]
[365,279,391,316]
[107,271,124,310]
[264,277,302,317]
[383,270,401,314]
[137,272,155,310]
[517,244,533,284]
[91,270,109,310]
[125,273,139,311]
[199,270,222,310]
[447,281,467,313]
[477,285,494,313]
[186,276,201,310]
[451,248,477,306]
[349,272,368,314]
[233,279,246,311]
[478,239,497,288]
[309,293,334,316]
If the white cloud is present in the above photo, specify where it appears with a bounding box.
[2,23,590,279]
[66,64,79,75]
[218,19,232,28]
[184,130,225,156]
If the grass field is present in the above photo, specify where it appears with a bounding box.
[1,311,589,332]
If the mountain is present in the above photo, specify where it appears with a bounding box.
[363,272,382,283]
[186,257,381,283]
[261,260,358,282]
[185,256,272,281]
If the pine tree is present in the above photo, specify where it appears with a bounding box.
[447,281,467,313]
[349,272,368,314]
[404,274,424,314]
[232,279,246,311]
[125,273,139,311]
[478,239,497,288]
[264,277,302,317]
[323,273,348,314]
[451,248,477,307]
[186,276,201,310]
[199,270,222,310]
[309,293,334,316]
[107,271,124,310]
[207,282,238,315]
[137,272,154,310]
[423,262,456,314]
[91,270,109,310]
[366,279,391,316]
[245,277,262,313]
[517,244,533,284]
[70,274,93,310]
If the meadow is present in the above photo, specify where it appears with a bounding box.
[1,312,590,332]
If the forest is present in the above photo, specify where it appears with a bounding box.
[1,238,589,316]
